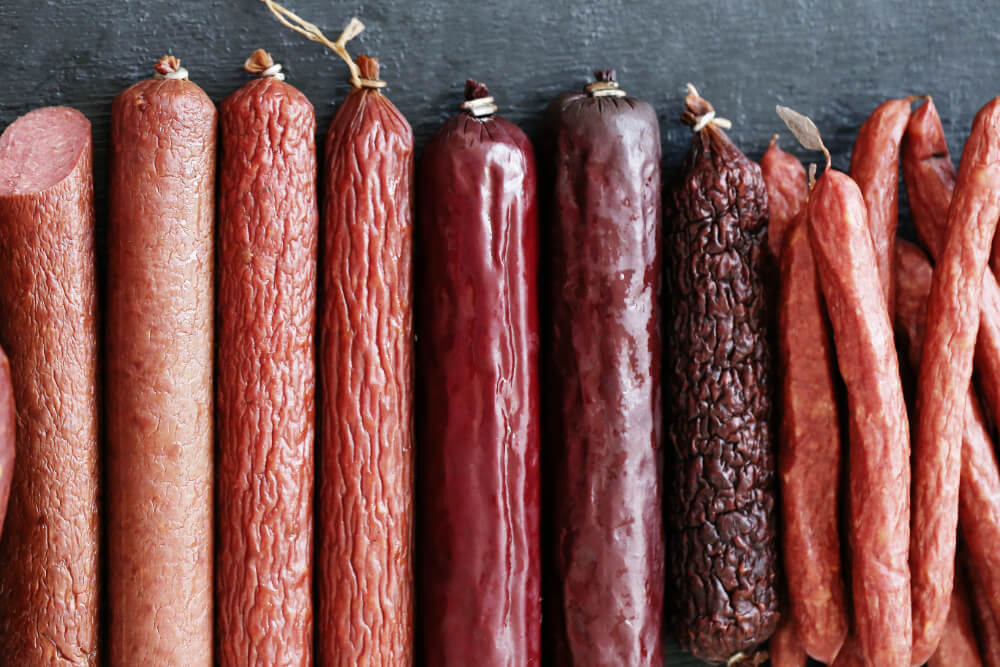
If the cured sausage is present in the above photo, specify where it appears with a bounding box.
[910,96,1000,666]
[665,85,777,662]
[319,53,414,665]
[768,615,807,667]
[0,347,12,538]
[106,56,216,665]
[929,565,983,667]
[760,135,808,257]
[216,50,317,666]
[544,69,663,665]
[807,168,910,667]
[849,97,910,318]
[0,105,99,664]
[417,79,540,666]
[901,97,1000,447]
[968,560,1000,667]
[776,221,849,663]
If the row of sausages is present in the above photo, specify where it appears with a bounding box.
[766,95,1000,667]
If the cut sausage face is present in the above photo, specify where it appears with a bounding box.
[0,106,91,195]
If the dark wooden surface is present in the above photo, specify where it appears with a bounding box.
[3,0,996,664]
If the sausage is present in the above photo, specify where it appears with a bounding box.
[416,80,540,666]
[830,638,868,667]
[0,105,99,664]
[319,54,414,665]
[544,69,663,665]
[901,97,1000,450]
[0,346,12,538]
[776,221,849,663]
[807,168,911,666]
[106,56,216,664]
[968,559,1000,667]
[929,564,983,667]
[910,96,1000,665]
[215,50,317,666]
[768,614,807,667]
[665,84,777,662]
[849,97,910,318]
[760,135,808,258]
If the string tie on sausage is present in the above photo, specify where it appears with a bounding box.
[244,49,286,81]
[684,84,732,131]
[153,55,189,81]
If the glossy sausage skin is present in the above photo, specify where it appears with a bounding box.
[0,106,99,664]
[666,88,777,663]
[107,65,216,665]
[849,97,910,318]
[319,55,414,666]
[544,70,663,666]
[910,97,1000,665]
[808,170,911,667]
[760,136,808,258]
[0,347,12,539]
[417,81,541,666]
[216,71,317,666]
[777,221,849,663]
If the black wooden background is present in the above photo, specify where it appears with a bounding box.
[3,0,999,664]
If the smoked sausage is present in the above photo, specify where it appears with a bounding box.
[768,614,807,667]
[319,54,414,665]
[929,564,983,667]
[0,105,99,664]
[216,50,317,666]
[665,85,777,662]
[544,69,663,665]
[910,96,1000,665]
[106,56,216,665]
[0,347,11,538]
[760,135,808,257]
[807,168,911,667]
[417,79,541,666]
[968,560,1000,667]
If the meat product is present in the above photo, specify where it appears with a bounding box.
[968,557,1000,667]
[928,564,983,667]
[760,135,808,258]
[0,105,99,665]
[665,84,777,662]
[768,614,807,667]
[0,346,12,538]
[544,69,663,666]
[215,50,317,666]
[106,56,216,665]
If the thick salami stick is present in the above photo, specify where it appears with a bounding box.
[929,565,983,667]
[776,221,849,663]
[761,135,808,257]
[0,347,11,538]
[768,615,807,667]
[849,97,910,317]
[969,562,1000,667]
[807,168,911,667]
[107,57,216,665]
[666,86,777,662]
[417,80,540,666]
[319,54,414,665]
[215,50,317,666]
[902,98,1000,444]
[0,106,99,664]
[544,70,663,665]
[910,96,1000,665]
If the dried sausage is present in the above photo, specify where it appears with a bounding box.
[910,96,1000,666]
[760,135,808,257]
[0,105,99,664]
[968,558,1000,667]
[416,79,540,666]
[215,50,317,666]
[665,85,777,662]
[544,69,663,665]
[928,564,983,667]
[768,614,807,667]
[807,168,910,667]
[106,56,216,664]
[0,347,11,538]
[319,54,414,665]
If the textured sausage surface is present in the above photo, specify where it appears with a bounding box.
[929,566,983,667]
[760,136,808,258]
[319,55,414,666]
[544,70,663,666]
[106,63,216,665]
[849,97,910,318]
[969,560,1000,667]
[768,614,807,667]
[808,169,911,667]
[0,105,99,665]
[665,88,777,663]
[777,220,848,663]
[216,67,317,666]
[910,96,1000,666]
[417,82,540,667]
[0,347,12,539]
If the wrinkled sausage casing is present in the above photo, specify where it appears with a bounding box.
[319,55,414,666]
[0,347,12,538]
[107,69,216,665]
[760,137,808,258]
[544,70,664,666]
[0,106,99,664]
[216,73,317,666]
[665,89,778,663]
[417,81,541,667]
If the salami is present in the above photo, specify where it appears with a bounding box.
[968,560,1000,667]
[544,69,663,665]
[106,56,216,664]
[0,347,11,538]
[928,565,983,667]
[760,135,808,257]
[768,614,807,667]
[416,80,540,665]
[0,105,99,664]
[215,50,317,666]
